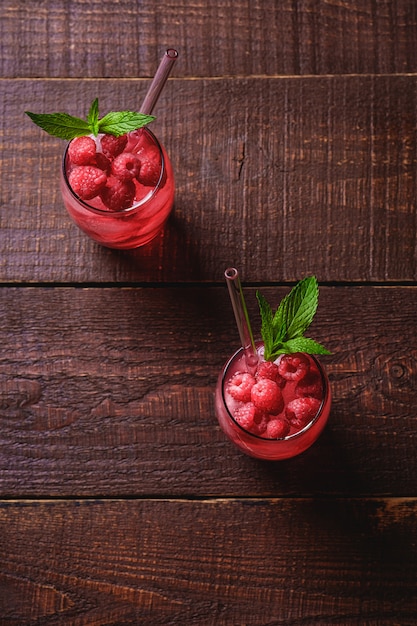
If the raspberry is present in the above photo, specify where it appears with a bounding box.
[278,353,310,382]
[266,418,290,439]
[68,166,107,200]
[256,361,285,387]
[101,133,128,158]
[253,412,269,435]
[94,152,112,172]
[286,397,321,429]
[251,379,284,414]
[234,403,256,430]
[295,367,323,399]
[100,179,136,211]
[111,152,141,181]
[227,372,256,402]
[68,136,97,166]
[137,156,161,187]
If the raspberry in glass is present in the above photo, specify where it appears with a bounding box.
[101,133,128,158]
[68,136,97,166]
[278,353,310,382]
[111,152,142,181]
[234,403,257,430]
[256,360,285,386]
[286,397,321,429]
[251,378,284,414]
[227,372,256,402]
[94,152,112,172]
[68,166,107,200]
[137,156,161,187]
[100,179,136,211]
[253,411,269,436]
[295,367,323,399]
[266,418,290,439]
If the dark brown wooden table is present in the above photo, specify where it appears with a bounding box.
[1,1,417,624]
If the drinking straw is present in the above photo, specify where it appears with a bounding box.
[225,268,259,373]
[140,48,179,115]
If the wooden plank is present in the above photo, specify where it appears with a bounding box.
[1,0,417,78]
[0,498,416,624]
[2,76,417,283]
[0,285,415,497]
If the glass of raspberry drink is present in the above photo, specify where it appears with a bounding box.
[215,268,332,460]
[26,49,178,250]
[215,345,331,460]
[60,127,175,249]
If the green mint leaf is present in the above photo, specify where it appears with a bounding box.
[26,98,155,140]
[87,98,99,136]
[281,337,331,355]
[98,111,155,137]
[277,276,318,340]
[256,276,331,358]
[25,111,91,140]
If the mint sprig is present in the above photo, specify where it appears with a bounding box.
[25,98,155,140]
[256,276,331,361]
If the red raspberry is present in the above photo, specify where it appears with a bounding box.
[278,353,310,382]
[253,412,269,435]
[286,397,321,429]
[227,372,256,402]
[256,361,285,387]
[137,156,161,187]
[68,136,97,166]
[101,133,128,158]
[266,418,290,439]
[111,152,141,181]
[68,166,107,200]
[234,403,256,430]
[100,179,136,211]
[295,367,323,399]
[94,152,112,172]
[251,379,284,414]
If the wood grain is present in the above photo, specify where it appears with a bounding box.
[0,498,416,624]
[0,285,415,497]
[2,1,417,621]
[2,0,417,78]
[2,76,417,283]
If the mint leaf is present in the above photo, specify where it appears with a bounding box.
[98,111,155,137]
[87,98,99,136]
[25,111,91,140]
[282,337,331,355]
[277,276,318,339]
[26,98,155,140]
[257,276,330,358]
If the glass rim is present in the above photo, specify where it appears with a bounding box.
[61,127,166,216]
[221,345,328,442]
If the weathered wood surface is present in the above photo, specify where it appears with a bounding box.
[0,285,415,498]
[2,0,417,622]
[2,76,417,283]
[2,0,417,78]
[0,498,416,625]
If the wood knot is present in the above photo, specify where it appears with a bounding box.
[375,352,416,406]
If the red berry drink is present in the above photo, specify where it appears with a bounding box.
[215,343,331,460]
[60,128,174,249]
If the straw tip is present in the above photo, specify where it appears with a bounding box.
[225,267,238,280]
[166,48,179,59]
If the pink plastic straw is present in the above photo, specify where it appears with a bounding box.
[141,48,179,115]
[225,268,258,373]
